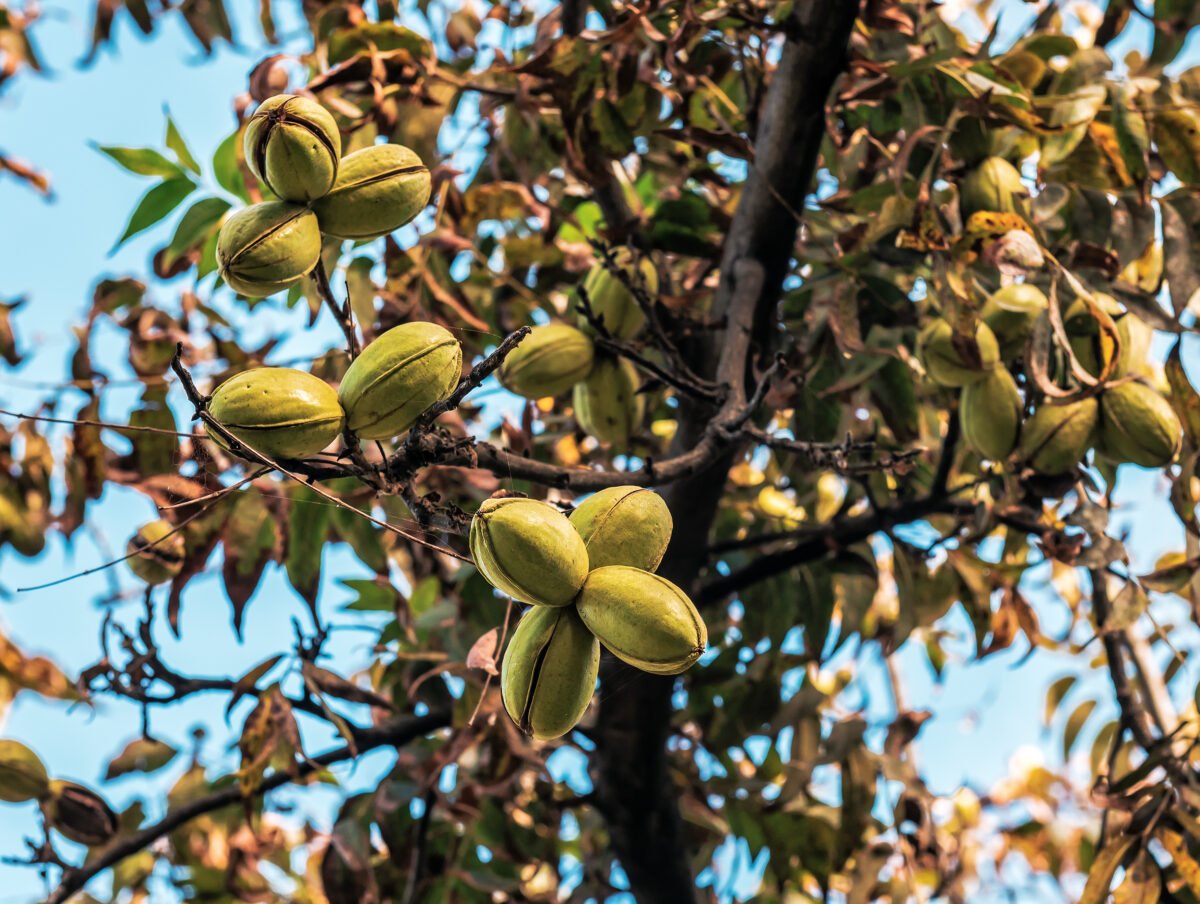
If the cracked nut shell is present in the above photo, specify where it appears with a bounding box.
[573,355,643,450]
[217,202,321,298]
[469,497,589,607]
[498,323,595,399]
[244,94,341,202]
[501,605,599,740]
[43,780,118,847]
[338,322,462,440]
[569,486,672,572]
[311,144,431,240]
[209,367,344,459]
[575,565,707,676]
[126,519,186,585]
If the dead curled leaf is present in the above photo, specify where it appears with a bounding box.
[466,627,500,676]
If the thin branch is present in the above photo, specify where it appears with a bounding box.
[746,427,925,476]
[562,0,587,36]
[170,347,469,562]
[312,258,361,359]
[44,710,451,904]
[401,787,437,904]
[1123,627,1179,742]
[0,407,197,439]
[576,287,721,402]
[931,409,959,498]
[1091,570,1160,754]
[17,500,213,593]
[700,494,1039,604]
[409,326,532,433]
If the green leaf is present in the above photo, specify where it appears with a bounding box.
[104,737,178,780]
[1155,109,1200,185]
[1166,339,1200,446]
[213,128,250,202]
[285,483,332,608]
[128,386,179,474]
[1063,698,1098,760]
[166,196,230,265]
[165,113,201,174]
[409,577,439,617]
[341,578,398,611]
[96,145,185,179]
[222,490,278,636]
[113,178,196,250]
[1112,87,1149,183]
[1041,85,1106,167]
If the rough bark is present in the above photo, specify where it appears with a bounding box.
[590,4,861,900]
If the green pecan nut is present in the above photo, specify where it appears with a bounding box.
[338,322,462,440]
[209,367,345,459]
[126,519,186,585]
[311,144,431,240]
[569,486,672,572]
[960,155,1029,219]
[1099,381,1183,468]
[0,740,50,803]
[573,355,643,450]
[575,565,707,676]
[917,318,1000,387]
[469,497,589,607]
[498,323,595,399]
[244,94,341,202]
[43,780,118,848]
[578,248,657,340]
[1018,397,1098,475]
[1064,294,1149,378]
[960,366,1022,461]
[216,202,321,298]
[501,605,599,740]
[981,283,1047,359]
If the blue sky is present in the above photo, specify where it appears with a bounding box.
[1,2,1198,903]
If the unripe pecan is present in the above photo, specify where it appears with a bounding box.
[208,367,344,460]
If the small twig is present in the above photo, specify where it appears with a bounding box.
[43,711,451,904]
[401,787,438,904]
[744,426,924,476]
[931,409,959,498]
[312,258,361,359]
[0,407,197,439]
[170,346,470,562]
[18,501,212,593]
[411,326,532,432]
[577,287,721,402]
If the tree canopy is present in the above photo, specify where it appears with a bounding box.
[6,0,1200,901]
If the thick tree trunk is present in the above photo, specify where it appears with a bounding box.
[590,4,860,901]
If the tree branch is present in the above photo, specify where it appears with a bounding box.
[313,258,361,359]
[1091,571,1160,754]
[44,710,451,904]
[590,5,861,901]
[699,495,1050,605]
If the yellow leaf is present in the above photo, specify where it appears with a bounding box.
[1156,826,1200,896]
